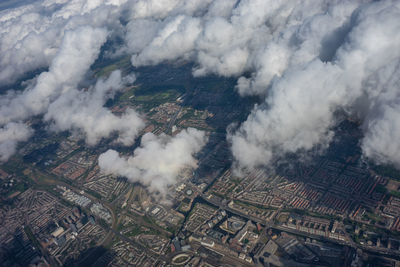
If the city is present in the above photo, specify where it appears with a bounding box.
[1,61,400,266]
[1,1,400,267]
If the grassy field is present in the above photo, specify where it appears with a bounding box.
[93,56,132,78]
[119,86,182,112]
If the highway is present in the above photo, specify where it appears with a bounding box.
[28,165,176,264]
[27,164,400,265]
[198,192,400,259]
[166,106,183,133]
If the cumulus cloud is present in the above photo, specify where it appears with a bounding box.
[2,0,400,173]
[131,15,202,66]
[362,104,400,168]
[0,0,147,160]
[129,0,212,20]
[0,26,108,125]
[230,0,400,169]
[122,0,400,170]
[126,0,349,79]
[0,122,32,162]
[361,60,400,168]
[44,70,144,146]
[98,128,207,194]
[0,25,109,161]
[0,0,127,86]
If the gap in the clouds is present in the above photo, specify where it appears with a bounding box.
[272,115,396,189]
[5,51,399,190]
[0,0,40,12]
[0,30,123,95]
[0,67,48,94]
[1,58,258,190]
[93,59,259,189]
[130,62,258,186]
[270,117,363,176]
[16,117,82,169]
[6,46,399,200]
[91,38,129,77]
[319,18,353,63]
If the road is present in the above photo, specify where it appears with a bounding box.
[24,224,59,267]
[28,165,175,264]
[166,106,183,133]
[199,192,270,225]
[26,167,119,264]
[198,193,400,259]
[109,228,169,263]
[27,164,400,265]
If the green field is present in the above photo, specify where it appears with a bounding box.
[119,86,182,112]
[93,56,132,78]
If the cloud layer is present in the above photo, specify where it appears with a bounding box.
[0,1,143,161]
[121,0,400,169]
[0,122,32,162]
[98,128,207,193]
[230,0,400,168]
[1,0,400,173]
[0,26,108,125]
[0,25,111,161]
[44,70,144,146]
[0,0,127,86]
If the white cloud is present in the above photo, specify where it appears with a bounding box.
[230,0,400,169]
[2,0,400,172]
[0,0,127,86]
[0,1,145,160]
[0,26,108,125]
[123,0,400,170]
[98,128,207,194]
[44,70,144,146]
[0,25,110,160]
[0,122,32,162]
[362,104,400,168]
[131,15,202,66]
